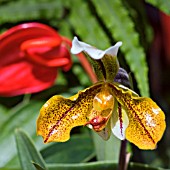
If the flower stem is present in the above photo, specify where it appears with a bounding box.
[22,94,31,104]
[118,139,130,170]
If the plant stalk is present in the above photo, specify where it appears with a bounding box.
[118,139,130,170]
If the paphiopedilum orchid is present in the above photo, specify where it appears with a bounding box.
[37,37,166,150]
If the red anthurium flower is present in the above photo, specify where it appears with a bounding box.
[0,22,73,96]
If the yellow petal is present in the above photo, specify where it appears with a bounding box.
[126,98,165,149]
[109,83,166,149]
[36,83,103,143]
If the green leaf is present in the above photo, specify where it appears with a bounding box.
[47,161,117,170]
[146,0,170,14]
[33,162,45,170]
[40,134,94,163]
[0,167,20,170]
[0,101,44,167]
[65,0,110,49]
[15,129,47,170]
[92,132,120,162]
[45,161,165,170]
[92,0,149,97]
[129,162,165,170]
[0,0,63,24]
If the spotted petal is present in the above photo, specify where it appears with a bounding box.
[109,83,166,149]
[37,83,103,143]
[71,37,122,60]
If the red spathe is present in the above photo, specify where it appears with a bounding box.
[0,22,72,96]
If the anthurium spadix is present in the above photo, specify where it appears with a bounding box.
[37,37,166,150]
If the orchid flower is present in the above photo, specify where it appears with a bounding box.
[37,37,166,150]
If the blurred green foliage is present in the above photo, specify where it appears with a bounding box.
[0,0,170,169]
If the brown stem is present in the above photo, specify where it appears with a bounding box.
[118,140,130,170]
